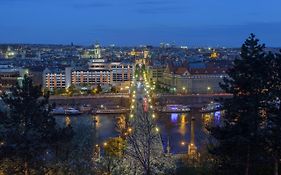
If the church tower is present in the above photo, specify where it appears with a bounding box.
[94,44,102,59]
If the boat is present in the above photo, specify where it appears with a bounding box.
[65,108,82,115]
[51,107,66,115]
[157,104,191,113]
[79,104,92,113]
[200,102,222,113]
[51,107,82,115]
[92,106,130,114]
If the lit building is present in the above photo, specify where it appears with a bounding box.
[0,65,29,92]
[43,68,66,89]
[43,59,134,90]
[147,65,166,82]
[159,61,231,94]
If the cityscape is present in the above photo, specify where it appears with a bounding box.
[1,0,281,175]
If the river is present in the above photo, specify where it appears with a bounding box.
[55,110,222,154]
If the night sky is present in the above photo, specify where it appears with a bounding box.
[1,0,281,47]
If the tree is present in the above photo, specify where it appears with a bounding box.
[261,52,281,175]
[67,84,79,96]
[0,75,73,174]
[96,84,102,94]
[111,86,118,93]
[209,34,270,175]
[100,137,127,174]
[125,101,175,175]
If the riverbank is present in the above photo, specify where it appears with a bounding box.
[49,94,130,108]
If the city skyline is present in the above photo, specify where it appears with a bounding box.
[1,0,281,47]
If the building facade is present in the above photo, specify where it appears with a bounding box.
[159,65,229,94]
[43,68,66,89]
[43,59,134,90]
[0,65,28,92]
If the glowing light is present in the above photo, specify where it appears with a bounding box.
[179,114,187,136]
[171,113,178,123]
[155,127,159,132]
[181,141,185,146]
[152,114,156,118]
[130,114,134,118]
[65,116,71,126]
[103,142,107,147]
[128,128,132,132]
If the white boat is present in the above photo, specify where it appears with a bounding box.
[51,107,82,115]
[159,104,191,113]
[65,108,82,115]
[200,102,222,113]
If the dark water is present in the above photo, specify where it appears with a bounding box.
[55,110,222,154]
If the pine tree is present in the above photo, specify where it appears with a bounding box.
[261,52,281,175]
[0,75,73,174]
[209,34,270,175]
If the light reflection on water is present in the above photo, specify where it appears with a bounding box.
[55,110,221,154]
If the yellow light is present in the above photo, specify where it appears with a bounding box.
[130,114,134,118]
[150,105,153,109]
[128,127,132,132]
[152,114,156,118]
[181,141,185,146]
[207,86,211,90]
[155,127,159,132]
[103,142,107,146]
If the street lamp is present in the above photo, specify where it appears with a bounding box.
[181,141,185,146]
[155,127,159,132]
[207,86,212,93]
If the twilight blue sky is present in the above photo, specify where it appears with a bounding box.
[1,0,281,47]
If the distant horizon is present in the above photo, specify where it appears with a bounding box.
[0,39,280,49]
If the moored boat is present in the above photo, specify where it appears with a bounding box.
[157,104,191,113]
[200,102,222,113]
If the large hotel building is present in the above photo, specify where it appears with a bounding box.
[43,59,134,90]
